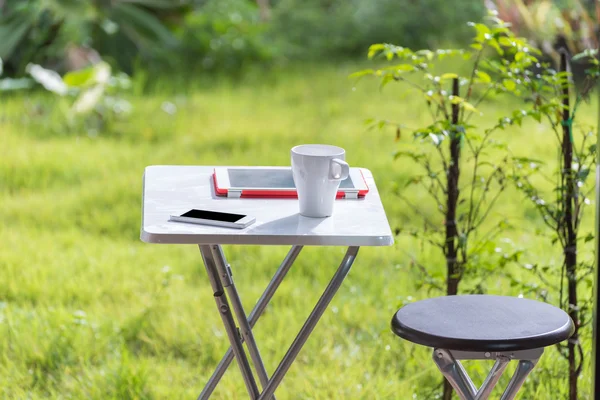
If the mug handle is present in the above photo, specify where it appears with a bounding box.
[329,158,350,180]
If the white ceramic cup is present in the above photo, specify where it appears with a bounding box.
[291,144,350,218]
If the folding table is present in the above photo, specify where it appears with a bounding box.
[140,165,394,399]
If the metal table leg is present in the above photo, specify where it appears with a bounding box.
[198,246,303,400]
[198,245,358,399]
[210,245,274,398]
[199,245,259,399]
[257,246,359,400]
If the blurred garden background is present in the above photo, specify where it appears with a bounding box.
[1,0,599,398]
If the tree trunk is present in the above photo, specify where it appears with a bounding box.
[442,78,462,400]
[560,49,579,400]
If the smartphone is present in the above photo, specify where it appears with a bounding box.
[169,209,255,229]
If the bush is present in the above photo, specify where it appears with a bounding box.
[0,0,486,77]
[268,0,486,59]
[0,0,187,76]
[174,0,275,74]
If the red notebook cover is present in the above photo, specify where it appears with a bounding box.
[212,168,368,199]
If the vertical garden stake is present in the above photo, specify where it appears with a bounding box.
[593,44,600,400]
[442,77,461,400]
[559,49,580,400]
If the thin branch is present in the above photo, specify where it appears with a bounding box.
[397,193,441,231]
[434,143,449,172]
[459,48,485,125]
[400,249,445,292]
[394,76,439,123]
[465,85,494,123]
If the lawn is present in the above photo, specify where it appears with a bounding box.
[0,62,595,399]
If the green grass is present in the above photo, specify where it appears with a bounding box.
[0,62,596,399]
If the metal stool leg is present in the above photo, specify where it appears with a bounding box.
[432,349,543,400]
[474,356,510,400]
[499,359,539,400]
[433,349,477,400]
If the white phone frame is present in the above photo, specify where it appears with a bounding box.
[214,166,368,193]
[169,211,255,229]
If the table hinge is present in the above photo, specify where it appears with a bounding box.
[228,189,242,198]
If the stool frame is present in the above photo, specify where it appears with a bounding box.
[432,348,543,400]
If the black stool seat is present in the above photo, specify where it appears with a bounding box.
[392,295,574,352]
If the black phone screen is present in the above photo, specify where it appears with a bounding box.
[181,209,245,223]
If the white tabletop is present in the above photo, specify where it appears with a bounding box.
[140,166,394,246]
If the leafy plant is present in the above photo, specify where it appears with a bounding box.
[0,57,33,91]
[510,48,599,400]
[269,0,485,59]
[26,61,132,133]
[175,0,274,74]
[491,0,598,67]
[0,0,188,75]
[353,12,560,399]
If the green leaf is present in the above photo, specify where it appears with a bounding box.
[415,49,434,60]
[476,70,491,83]
[121,0,187,8]
[349,69,374,79]
[498,37,514,47]
[474,23,491,38]
[368,44,385,58]
[383,64,415,72]
[460,101,478,113]
[0,11,34,60]
[112,3,177,47]
[573,49,598,62]
[379,74,395,89]
[515,52,524,62]
[394,150,424,162]
[488,39,504,55]
[503,79,516,91]
[63,66,96,87]
[577,168,591,182]
[440,73,458,80]
[513,157,544,164]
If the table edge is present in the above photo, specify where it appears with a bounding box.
[140,228,394,246]
[141,165,395,246]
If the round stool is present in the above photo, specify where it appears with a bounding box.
[391,295,574,400]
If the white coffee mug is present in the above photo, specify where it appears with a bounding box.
[291,144,350,218]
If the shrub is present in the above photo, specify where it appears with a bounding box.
[0,0,187,75]
[174,0,275,74]
[268,0,486,59]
